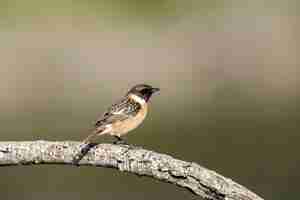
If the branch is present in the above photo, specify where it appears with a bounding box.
[0,141,263,200]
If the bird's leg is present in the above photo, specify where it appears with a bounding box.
[113,136,142,150]
[113,136,128,145]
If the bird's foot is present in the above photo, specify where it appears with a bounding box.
[113,139,128,145]
[113,137,142,149]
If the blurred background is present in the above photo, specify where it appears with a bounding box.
[0,0,299,199]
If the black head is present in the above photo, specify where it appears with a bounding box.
[127,84,160,102]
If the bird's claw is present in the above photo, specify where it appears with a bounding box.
[113,140,128,145]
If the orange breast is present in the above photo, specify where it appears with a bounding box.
[111,104,148,137]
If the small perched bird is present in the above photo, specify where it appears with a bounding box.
[83,84,160,144]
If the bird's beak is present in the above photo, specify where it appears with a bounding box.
[151,87,160,93]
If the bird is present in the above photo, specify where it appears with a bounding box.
[82,84,160,144]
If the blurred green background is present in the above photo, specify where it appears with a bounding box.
[0,0,299,199]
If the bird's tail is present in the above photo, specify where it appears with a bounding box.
[82,128,105,144]
[74,130,103,165]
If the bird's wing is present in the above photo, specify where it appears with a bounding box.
[94,97,141,127]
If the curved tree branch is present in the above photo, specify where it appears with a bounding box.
[0,141,263,200]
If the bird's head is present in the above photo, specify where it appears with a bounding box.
[127,84,160,102]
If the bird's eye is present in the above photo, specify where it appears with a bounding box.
[141,88,148,94]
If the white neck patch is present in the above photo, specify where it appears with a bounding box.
[129,94,146,105]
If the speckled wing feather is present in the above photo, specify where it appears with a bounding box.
[94,96,141,128]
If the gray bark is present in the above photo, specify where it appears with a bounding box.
[0,141,263,200]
